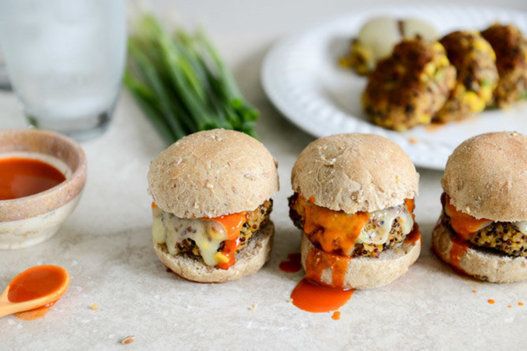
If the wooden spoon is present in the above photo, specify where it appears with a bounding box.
[0,265,69,318]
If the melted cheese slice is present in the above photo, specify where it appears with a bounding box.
[514,221,527,235]
[357,204,414,245]
[152,208,228,267]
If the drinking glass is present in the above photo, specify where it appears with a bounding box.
[0,0,126,140]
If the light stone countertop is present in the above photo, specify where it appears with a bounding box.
[1,1,527,350]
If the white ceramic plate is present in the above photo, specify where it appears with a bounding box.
[262,4,527,170]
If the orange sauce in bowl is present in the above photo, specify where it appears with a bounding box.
[0,157,66,200]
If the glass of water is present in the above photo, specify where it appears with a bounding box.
[0,0,126,140]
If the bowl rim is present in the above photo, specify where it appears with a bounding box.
[0,129,87,221]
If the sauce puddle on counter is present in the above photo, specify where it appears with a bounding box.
[0,157,65,200]
[291,279,354,313]
[279,253,302,273]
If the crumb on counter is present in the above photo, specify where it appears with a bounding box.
[471,288,477,294]
[507,304,512,308]
[487,299,495,305]
[425,123,444,132]
[408,137,419,144]
[248,303,258,311]
[88,304,98,311]
[518,301,524,307]
[331,311,341,320]
[120,336,135,345]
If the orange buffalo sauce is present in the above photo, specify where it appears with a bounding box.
[449,235,469,273]
[404,224,421,244]
[279,253,302,273]
[305,248,350,288]
[291,279,354,313]
[405,198,415,215]
[299,196,369,256]
[443,195,491,240]
[8,265,69,320]
[0,157,65,200]
[290,196,418,316]
[205,212,247,270]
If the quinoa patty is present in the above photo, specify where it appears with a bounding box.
[362,38,456,131]
[176,200,273,258]
[289,193,409,258]
[481,24,527,107]
[441,212,527,257]
[434,31,498,122]
[341,38,375,76]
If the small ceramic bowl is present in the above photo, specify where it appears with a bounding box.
[0,129,86,249]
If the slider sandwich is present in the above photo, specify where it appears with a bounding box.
[289,134,421,289]
[148,129,279,283]
[432,132,527,283]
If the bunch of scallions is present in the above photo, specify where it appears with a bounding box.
[125,15,259,143]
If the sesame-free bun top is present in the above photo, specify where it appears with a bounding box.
[148,129,279,218]
[442,131,527,222]
[291,134,419,213]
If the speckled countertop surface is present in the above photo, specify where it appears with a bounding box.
[2,1,527,350]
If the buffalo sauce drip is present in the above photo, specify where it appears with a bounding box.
[7,265,68,320]
[279,253,302,273]
[300,196,369,256]
[443,194,491,241]
[405,198,415,217]
[404,224,421,244]
[205,212,247,270]
[290,196,371,314]
[449,235,469,273]
[0,157,65,200]
[441,194,489,272]
[291,196,417,315]
[305,247,349,288]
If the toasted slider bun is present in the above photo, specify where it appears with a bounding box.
[292,133,419,214]
[155,222,274,283]
[442,131,527,222]
[300,233,421,289]
[432,222,527,283]
[148,129,279,218]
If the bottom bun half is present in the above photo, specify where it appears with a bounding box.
[300,232,421,289]
[155,221,274,283]
[432,222,527,283]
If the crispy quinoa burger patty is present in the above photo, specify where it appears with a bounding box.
[481,24,527,107]
[148,129,279,283]
[432,132,527,283]
[289,134,421,289]
[440,210,527,258]
[289,193,408,258]
[176,200,273,259]
[362,38,456,131]
[434,31,498,122]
